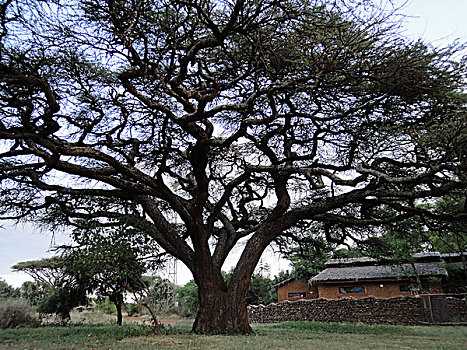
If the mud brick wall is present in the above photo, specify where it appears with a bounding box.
[248,297,429,325]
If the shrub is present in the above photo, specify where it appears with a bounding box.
[124,303,140,316]
[0,279,20,300]
[95,297,117,315]
[0,298,39,329]
[175,280,198,317]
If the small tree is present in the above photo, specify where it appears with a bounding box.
[175,280,199,317]
[62,221,166,329]
[0,278,19,300]
[245,273,277,305]
[12,258,87,321]
[20,280,50,307]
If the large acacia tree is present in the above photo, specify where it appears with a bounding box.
[0,0,466,333]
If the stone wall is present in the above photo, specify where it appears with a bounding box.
[447,297,467,321]
[248,296,430,325]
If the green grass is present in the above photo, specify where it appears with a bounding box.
[0,321,466,350]
[0,323,154,349]
[263,321,421,335]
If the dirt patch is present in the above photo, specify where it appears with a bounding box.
[118,336,186,346]
[123,316,182,324]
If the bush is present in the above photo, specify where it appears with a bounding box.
[175,280,198,317]
[36,286,86,321]
[95,297,117,315]
[0,298,39,329]
[124,303,140,316]
[0,279,20,300]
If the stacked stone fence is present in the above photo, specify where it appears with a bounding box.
[421,294,467,323]
[248,295,467,325]
[447,296,467,321]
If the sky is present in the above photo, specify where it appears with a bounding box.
[1,0,467,288]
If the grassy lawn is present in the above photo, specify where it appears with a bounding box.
[0,321,466,350]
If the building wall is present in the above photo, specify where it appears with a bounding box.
[277,278,317,302]
[317,280,443,299]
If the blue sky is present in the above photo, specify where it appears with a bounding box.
[403,0,467,45]
[1,0,467,288]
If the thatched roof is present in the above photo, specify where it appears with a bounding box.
[310,262,447,284]
[324,252,442,268]
[273,277,295,289]
[440,252,467,264]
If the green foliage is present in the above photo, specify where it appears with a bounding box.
[280,227,363,279]
[176,271,278,314]
[12,257,62,272]
[144,276,171,300]
[356,196,466,262]
[12,258,87,321]
[442,262,467,293]
[95,297,117,316]
[0,299,38,329]
[19,280,50,307]
[36,286,87,321]
[175,280,198,317]
[245,273,277,305]
[65,231,148,298]
[425,196,466,253]
[62,221,166,322]
[124,303,140,317]
[0,278,19,299]
[59,221,166,326]
[283,194,466,279]
[142,276,177,309]
[262,321,420,336]
[0,323,153,345]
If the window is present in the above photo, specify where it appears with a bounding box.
[338,286,365,294]
[288,292,306,298]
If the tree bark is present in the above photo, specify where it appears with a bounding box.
[60,310,71,322]
[190,225,277,334]
[111,294,124,326]
[192,279,253,334]
[116,301,123,326]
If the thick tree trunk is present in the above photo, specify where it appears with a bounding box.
[192,286,253,334]
[191,267,253,334]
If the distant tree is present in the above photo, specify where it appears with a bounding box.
[143,276,177,309]
[272,270,292,285]
[245,273,277,305]
[1,0,466,333]
[62,222,166,328]
[0,278,19,299]
[175,280,199,317]
[178,268,277,314]
[12,258,87,321]
[19,280,49,307]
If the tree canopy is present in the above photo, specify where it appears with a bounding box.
[12,257,87,320]
[0,0,466,333]
[62,222,166,326]
[0,278,19,299]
